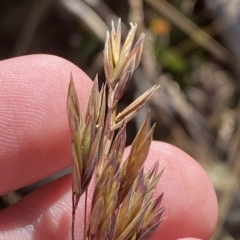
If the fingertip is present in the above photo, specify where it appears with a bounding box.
[0,175,73,240]
[0,140,218,240]
[0,54,92,194]
[177,238,202,240]
[147,141,218,240]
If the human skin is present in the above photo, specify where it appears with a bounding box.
[0,55,218,240]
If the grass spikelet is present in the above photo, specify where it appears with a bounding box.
[67,19,164,240]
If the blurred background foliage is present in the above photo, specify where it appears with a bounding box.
[1,0,240,239]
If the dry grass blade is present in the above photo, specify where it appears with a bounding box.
[111,23,137,87]
[67,75,105,240]
[117,114,155,205]
[114,172,145,238]
[81,128,103,190]
[89,196,105,236]
[67,19,164,240]
[137,196,165,240]
[67,76,84,198]
[85,75,100,123]
[116,86,159,122]
[124,33,145,73]
[111,85,159,131]
[111,19,121,66]
[114,166,164,240]
[68,76,105,196]
[67,74,83,138]
[112,54,136,106]
[89,160,120,239]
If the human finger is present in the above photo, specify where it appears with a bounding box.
[0,142,217,240]
[0,54,92,194]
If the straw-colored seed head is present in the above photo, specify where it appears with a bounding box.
[67,19,164,240]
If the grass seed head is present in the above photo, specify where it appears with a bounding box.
[68,19,164,240]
